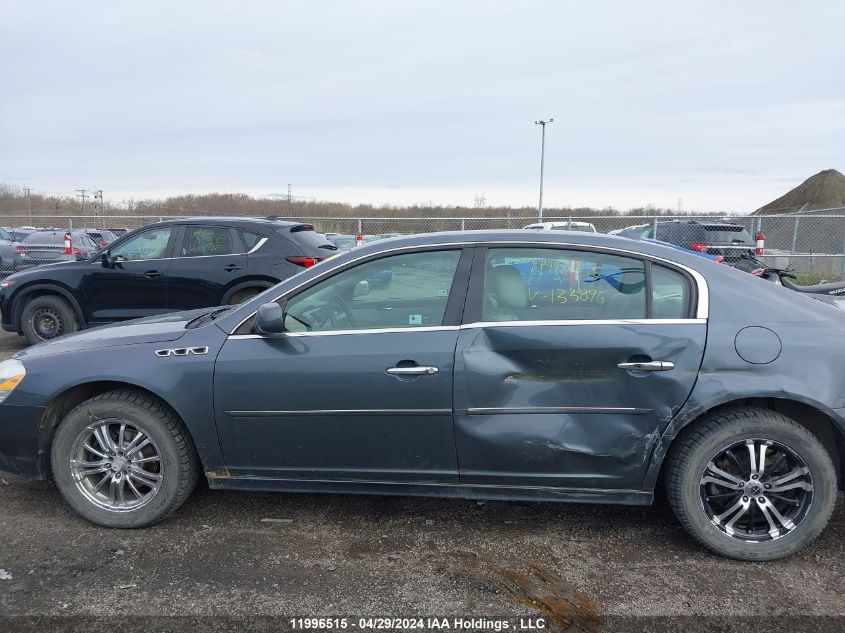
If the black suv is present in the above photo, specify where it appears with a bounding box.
[616,220,755,262]
[0,217,336,344]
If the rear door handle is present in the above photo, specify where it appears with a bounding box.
[386,366,439,376]
[224,264,243,272]
[617,360,675,372]
[144,270,164,279]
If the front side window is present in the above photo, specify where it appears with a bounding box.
[283,250,462,332]
[482,248,648,321]
[110,227,173,261]
[180,226,237,257]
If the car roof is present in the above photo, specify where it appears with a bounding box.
[330,229,714,268]
[151,216,309,229]
[655,220,744,228]
[525,221,595,227]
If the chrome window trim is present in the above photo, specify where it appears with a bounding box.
[461,318,707,328]
[174,252,247,260]
[227,318,705,340]
[228,239,710,334]
[108,256,172,264]
[246,237,268,254]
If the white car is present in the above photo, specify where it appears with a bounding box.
[523,221,597,233]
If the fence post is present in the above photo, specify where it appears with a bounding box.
[789,216,800,266]
[358,218,363,236]
[461,218,465,231]
[652,216,658,237]
[840,231,845,279]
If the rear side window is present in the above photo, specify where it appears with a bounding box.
[482,248,647,321]
[480,248,694,322]
[180,226,237,257]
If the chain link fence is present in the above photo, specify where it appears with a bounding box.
[2,209,845,281]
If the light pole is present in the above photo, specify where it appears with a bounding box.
[534,118,553,222]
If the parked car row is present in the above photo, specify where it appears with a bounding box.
[0,217,337,345]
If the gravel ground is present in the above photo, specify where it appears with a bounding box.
[0,331,843,632]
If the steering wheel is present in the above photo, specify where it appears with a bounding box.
[329,294,357,328]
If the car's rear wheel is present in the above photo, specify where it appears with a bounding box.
[666,407,837,560]
[51,390,199,528]
[20,294,79,345]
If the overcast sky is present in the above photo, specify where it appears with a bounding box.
[1,1,843,212]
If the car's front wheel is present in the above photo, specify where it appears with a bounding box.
[51,390,199,528]
[666,407,837,560]
[20,294,79,345]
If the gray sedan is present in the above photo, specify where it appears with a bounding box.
[0,230,841,561]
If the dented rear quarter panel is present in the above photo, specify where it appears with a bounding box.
[644,262,845,488]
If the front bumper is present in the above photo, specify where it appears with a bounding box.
[0,403,48,479]
[0,288,16,331]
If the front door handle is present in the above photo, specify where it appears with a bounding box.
[144,270,164,279]
[224,264,243,272]
[617,360,675,372]
[386,366,439,376]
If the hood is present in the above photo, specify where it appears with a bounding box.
[14,308,213,360]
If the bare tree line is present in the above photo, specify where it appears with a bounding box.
[0,183,721,221]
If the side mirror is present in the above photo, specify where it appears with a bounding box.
[255,301,285,335]
[100,251,113,268]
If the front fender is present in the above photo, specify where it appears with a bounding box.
[8,326,229,477]
[9,282,86,330]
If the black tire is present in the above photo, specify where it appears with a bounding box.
[20,294,79,345]
[51,390,199,528]
[666,406,837,560]
[228,287,264,305]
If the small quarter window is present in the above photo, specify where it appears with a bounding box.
[651,265,690,319]
[239,230,264,251]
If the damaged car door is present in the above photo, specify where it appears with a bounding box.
[453,246,706,490]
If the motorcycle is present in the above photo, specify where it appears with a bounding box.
[735,252,845,304]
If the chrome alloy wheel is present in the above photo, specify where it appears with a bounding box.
[700,438,814,541]
[69,418,164,512]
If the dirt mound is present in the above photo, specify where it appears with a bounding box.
[755,169,845,214]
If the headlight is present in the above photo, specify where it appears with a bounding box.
[0,359,26,403]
